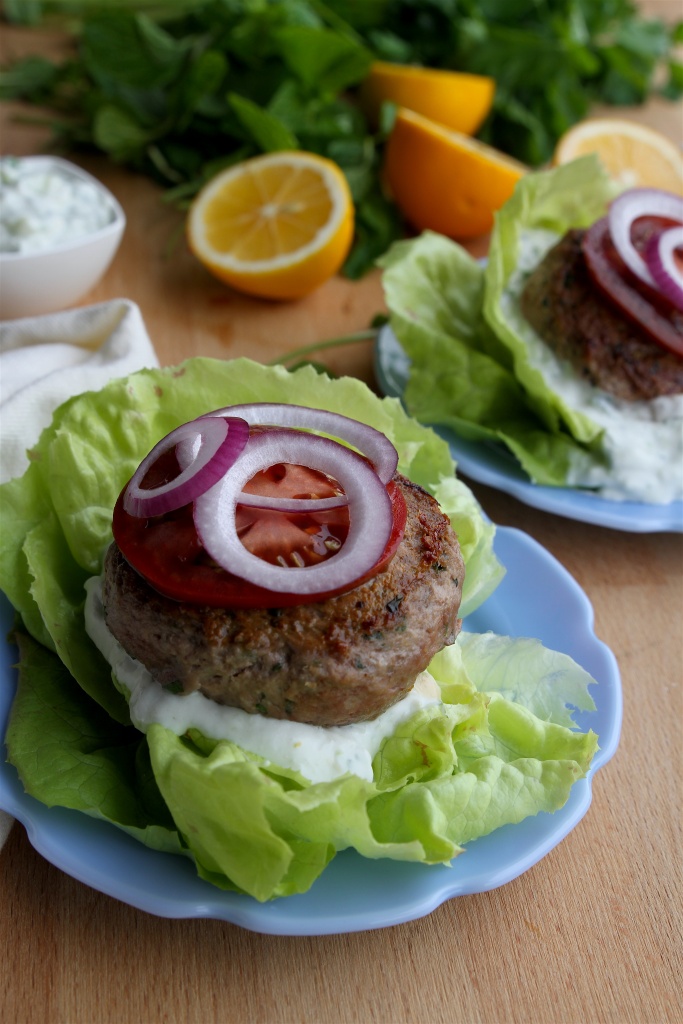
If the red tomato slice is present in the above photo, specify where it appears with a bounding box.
[582,215,683,358]
[112,462,407,609]
[236,461,349,568]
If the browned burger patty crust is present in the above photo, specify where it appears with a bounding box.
[102,474,465,728]
[520,228,683,402]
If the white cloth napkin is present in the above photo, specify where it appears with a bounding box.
[1,298,159,482]
[0,299,160,848]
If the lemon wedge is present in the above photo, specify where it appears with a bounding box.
[553,118,683,193]
[187,151,355,300]
[385,107,527,239]
[360,61,495,136]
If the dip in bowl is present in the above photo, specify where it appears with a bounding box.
[0,156,126,320]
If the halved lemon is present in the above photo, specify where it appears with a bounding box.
[359,61,495,136]
[187,151,355,301]
[553,118,683,193]
[384,107,527,239]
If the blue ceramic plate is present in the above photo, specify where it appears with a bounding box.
[0,526,621,935]
[375,325,683,534]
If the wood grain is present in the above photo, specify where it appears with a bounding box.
[1,8,682,1023]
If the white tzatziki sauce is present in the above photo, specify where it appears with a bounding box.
[84,577,443,785]
[501,227,683,504]
[0,157,115,254]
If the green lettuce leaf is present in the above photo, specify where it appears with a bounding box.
[6,630,185,856]
[6,622,598,902]
[483,155,618,442]
[378,156,620,487]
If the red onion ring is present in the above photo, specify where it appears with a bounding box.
[609,188,683,291]
[194,429,393,595]
[644,226,683,312]
[177,413,350,513]
[204,402,399,484]
[123,415,249,518]
[237,492,349,512]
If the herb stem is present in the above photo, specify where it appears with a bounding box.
[267,329,377,367]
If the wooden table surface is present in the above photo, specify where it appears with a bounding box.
[1,10,682,1024]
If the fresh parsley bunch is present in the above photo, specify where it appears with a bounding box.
[2,0,681,276]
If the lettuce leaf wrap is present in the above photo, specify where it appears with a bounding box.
[1,357,598,901]
[379,156,683,503]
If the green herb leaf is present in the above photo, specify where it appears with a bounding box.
[82,11,189,91]
[2,0,679,274]
[0,54,57,98]
[274,24,373,93]
[228,92,299,151]
[93,104,155,161]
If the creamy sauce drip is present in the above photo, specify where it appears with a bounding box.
[84,577,443,784]
[501,227,683,503]
[0,157,116,254]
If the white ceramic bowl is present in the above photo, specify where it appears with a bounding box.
[0,156,126,320]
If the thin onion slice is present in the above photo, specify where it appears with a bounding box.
[237,492,348,512]
[194,429,393,595]
[644,226,683,312]
[609,188,683,291]
[123,415,249,518]
[204,402,399,483]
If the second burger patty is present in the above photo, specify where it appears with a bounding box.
[102,474,465,727]
[520,228,683,402]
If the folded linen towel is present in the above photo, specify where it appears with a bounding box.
[1,298,159,483]
[0,299,160,848]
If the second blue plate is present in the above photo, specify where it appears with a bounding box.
[375,325,683,533]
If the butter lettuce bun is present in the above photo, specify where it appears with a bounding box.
[0,358,597,901]
[379,156,683,504]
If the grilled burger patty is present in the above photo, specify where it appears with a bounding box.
[102,474,465,727]
[520,228,683,402]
